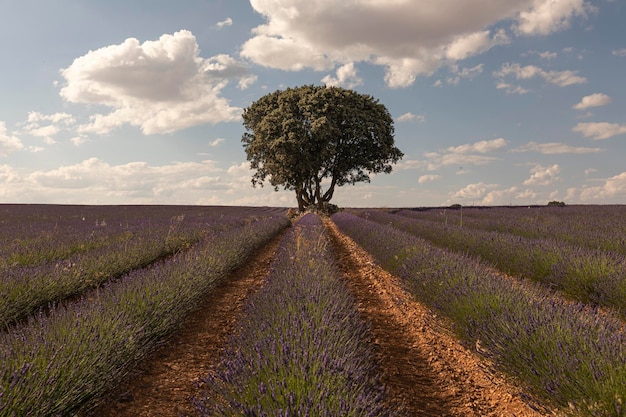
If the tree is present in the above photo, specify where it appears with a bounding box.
[242,85,403,212]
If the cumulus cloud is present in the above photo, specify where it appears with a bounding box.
[442,63,484,85]
[18,112,76,144]
[409,138,507,171]
[451,182,500,201]
[514,0,595,36]
[494,62,586,93]
[527,50,558,59]
[513,141,603,154]
[321,63,363,88]
[70,136,89,146]
[209,138,225,147]
[572,122,626,140]
[216,17,233,29]
[578,172,626,202]
[418,174,441,184]
[523,163,560,186]
[447,138,507,154]
[450,181,565,205]
[0,122,24,157]
[241,0,592,88]
[60,30,247,135]
[495,82,529,95]
[396,112,425,123]
[613,48,626,57]
[445,29,510,61]
[573,93,612,110]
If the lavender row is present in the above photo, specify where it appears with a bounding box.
[193,214,399,417]
[0,214,290,416]
[332,212,626,416]
[398,205,626,254]
[357,209,626,318]
[0,212,254,329]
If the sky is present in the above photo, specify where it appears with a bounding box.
[1,0,625,208]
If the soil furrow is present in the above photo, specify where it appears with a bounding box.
[83,233,283,417]
[323,217,553,417]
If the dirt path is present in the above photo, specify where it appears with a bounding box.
[84,233,283,417]
[323,218,554,416]
[85,218,555,416]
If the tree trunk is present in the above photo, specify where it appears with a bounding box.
[314,178,323,210]
[296,193,305,211]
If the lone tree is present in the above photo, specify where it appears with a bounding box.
[242,85,403,212]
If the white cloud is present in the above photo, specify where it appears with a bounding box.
[242,1,536,88]
[411,138,507,171]
[418,174,441,184]
[450,182,563,205]
[573,93,612,110]
[572,122,626,140]
[496,82,529,95]
[209,138,225,147]
[451,182,500,200]
[70,136,88,146]
[494,62,586,90]
[241,0,592,88]
[0,122,24,157]
[26,112,75,125]
[447,138,507,154]
[444,63,484,85]
[0,164,21,185]
[238,75,258,90]
[513,141,603,154]
[584,168,597,176]
[528,50,558,59]
[216,18,233,29]
[0,157,294,206]
[18,112,76,144]
[395,159,429,171]
[321,63,363,88]
[445,29,510,61]
[578,172,626,202]
[396,112,425,123]
[27,125,59,139]
[515,0,595,36]
[437,153,499,168]
[241,34,334,71]
[60,30,245,135]
[523,163,560,186]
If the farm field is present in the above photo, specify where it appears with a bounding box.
[1,204,625,416]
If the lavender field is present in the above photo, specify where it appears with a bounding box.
[1,204,625,416]
[0,204,289,416]
[339,205,626,416]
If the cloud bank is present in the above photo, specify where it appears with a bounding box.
[242,0,593,87]
[0,157,293,206]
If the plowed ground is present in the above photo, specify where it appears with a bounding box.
[85,219,554,416]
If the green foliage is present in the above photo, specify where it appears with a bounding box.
[242,85,403,212]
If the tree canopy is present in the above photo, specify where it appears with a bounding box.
[242,85,403,212]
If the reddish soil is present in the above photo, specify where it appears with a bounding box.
[85,219,556,416]
[84,233,283,417]
[323,219,554,416]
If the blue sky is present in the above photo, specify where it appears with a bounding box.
[1,0,625,207]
